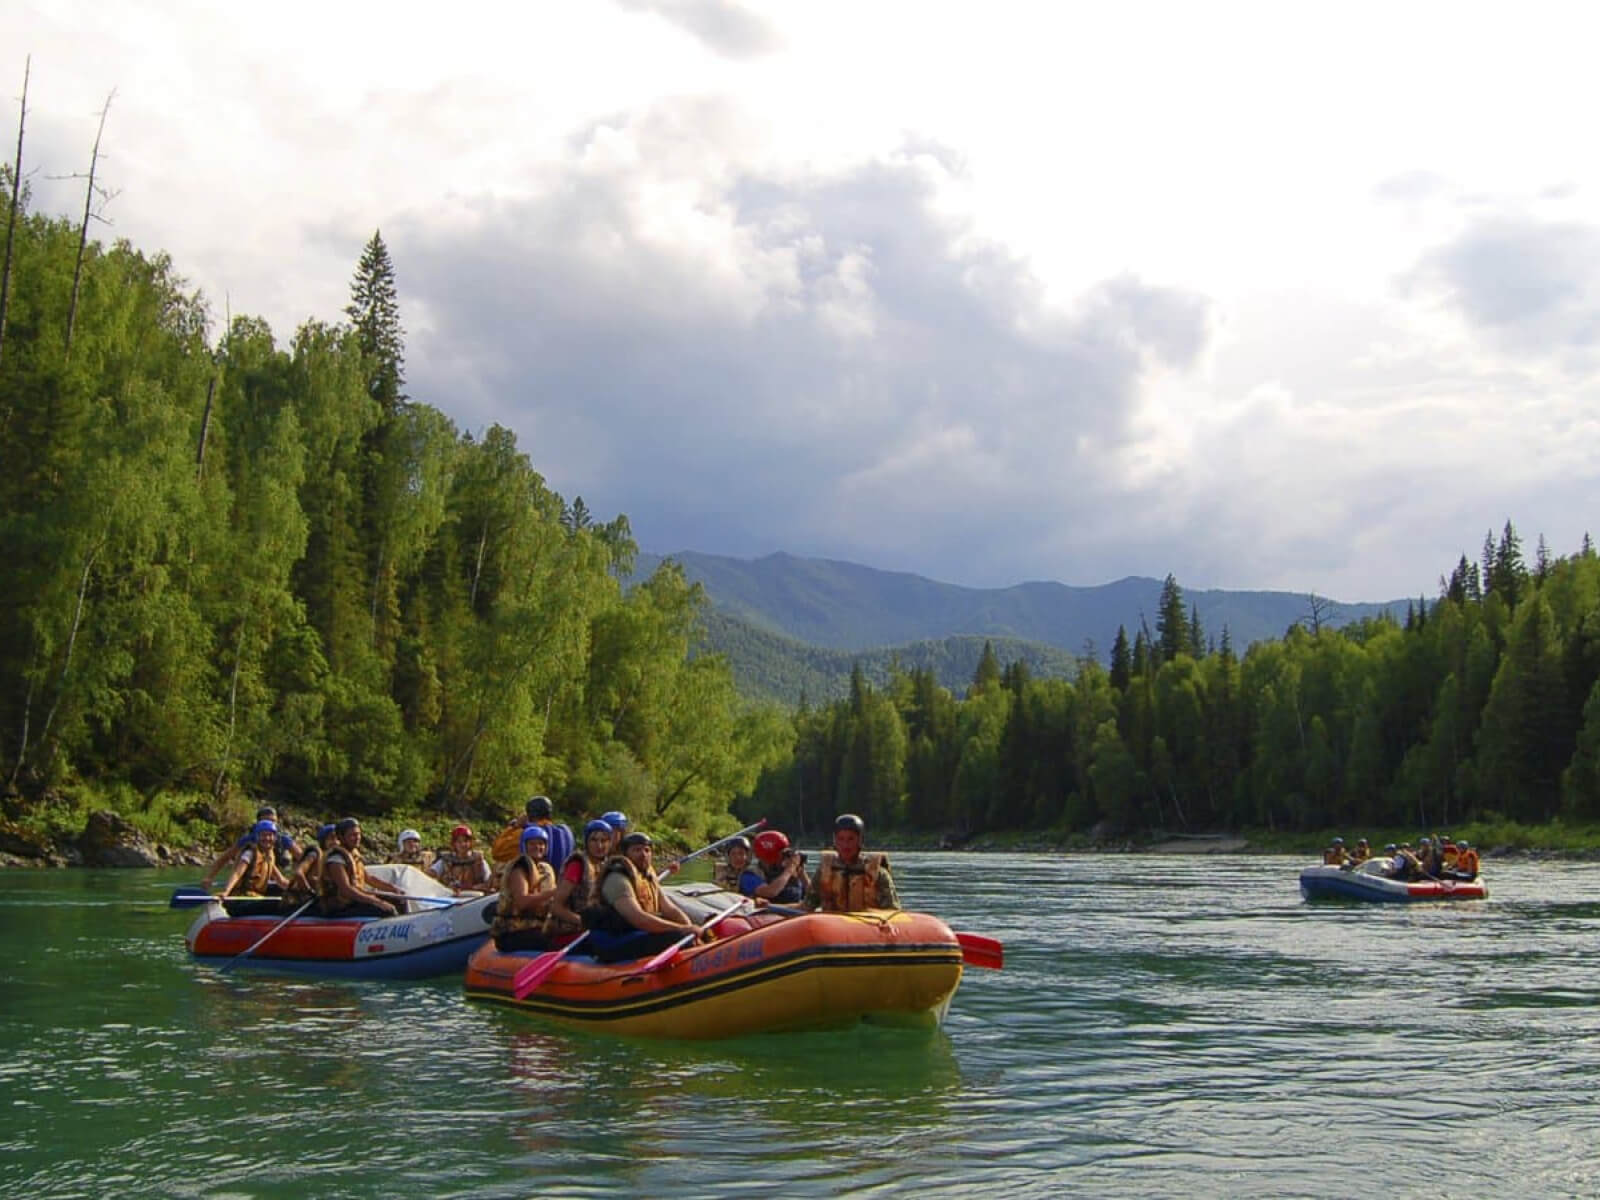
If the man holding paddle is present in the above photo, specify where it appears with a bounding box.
[587,832,709,963]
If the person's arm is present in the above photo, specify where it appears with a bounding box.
[266,859,290,889]
[609,878,691,934]
[804,864,823,909]
[876,862,899,909]
[328,857,397,914]
[752,860,804,900]
[550,861,585,928]
[200,844,241,889]
[220,849,254,897]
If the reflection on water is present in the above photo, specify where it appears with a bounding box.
[5,857,1600,1195]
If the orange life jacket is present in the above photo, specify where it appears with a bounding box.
[817,850,890,912]
[492,854,557,938]
[320,845,369,904]
[1456,847,1480,877]
[436,850,488,891]
[238,846,276,894]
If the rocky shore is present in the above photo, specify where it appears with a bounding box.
[0,811,210,870]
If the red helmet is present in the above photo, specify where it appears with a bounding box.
[451,824,472,841]
[753,830,790,866]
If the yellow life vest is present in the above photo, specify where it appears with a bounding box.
[391,847,433,869]
[817,850,890,912]
[320,845,369,904]
[436,850,488,891]
[593,855,665,933]
[492,855,557,938]
[239,846,276,894]
[556,852,606,923]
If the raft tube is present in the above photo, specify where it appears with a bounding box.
[185,864,498,979]
[464,891,964,1039]
[1299,861,1488,903]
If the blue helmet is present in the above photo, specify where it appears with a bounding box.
[253,819,278,837]
[316,823,337,844]
[583,819,613,840]
[520,825,550,851]
[601,810,629,831]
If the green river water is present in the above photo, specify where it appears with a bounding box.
[4,853,1599,1198]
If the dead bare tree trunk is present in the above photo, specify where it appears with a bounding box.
[65,89,114,360]
[0,55,28,377]
[34,536,104,765]
[196,374,216,476]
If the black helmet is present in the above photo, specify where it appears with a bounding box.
[834,813,865,834]
[728,835,752,853]
[620,831,652,850]
[526,794,553,820]
[334,817,360,835]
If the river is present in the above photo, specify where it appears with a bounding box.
[4,853,1599,1197]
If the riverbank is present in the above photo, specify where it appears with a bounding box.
[8,790,1600,867]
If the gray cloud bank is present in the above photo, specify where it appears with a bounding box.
[398,100,1218,592]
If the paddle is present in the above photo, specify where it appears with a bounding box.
[170,885,220,909]
[955,931,1003,969]
[761,903,1004,969]
[656,819,768,878]
[217,899,314,972]
[512,931,590,1000]
[636,898,751,975]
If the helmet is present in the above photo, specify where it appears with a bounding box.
[753,830,789,865]
[335,817,360,836]
[834,813,865,834]
[1331,837,1343,845]
[253,819,278,837]
[1383,843,1397,853]
[520,825,550,850]
[620,831,652,850]
[526,795,553,820]
[397,829,421,851]
[583,819,613,839]
[1457,840,1470,850]
[256,806,278,821]
[602,810,629,831]
[727,835,753,854]
[316,823,337,843]
[450,824,472,841]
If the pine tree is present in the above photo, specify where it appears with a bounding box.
[1109,626,1132,692]
[1188,603,1204,658]
[1155,574,1186,663]
[971,641,1001,694]
[345,230,406,413]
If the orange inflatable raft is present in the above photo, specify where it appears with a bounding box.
[464,887,964,1039]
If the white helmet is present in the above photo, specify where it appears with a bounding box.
[398,828,422,851]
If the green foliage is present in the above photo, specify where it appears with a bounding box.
[0,216,778,850]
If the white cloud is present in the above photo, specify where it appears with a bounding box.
[12,0,1600,602]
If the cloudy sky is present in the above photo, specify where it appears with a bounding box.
[13,0,1600,603]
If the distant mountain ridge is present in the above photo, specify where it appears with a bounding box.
[633,550,1407,706]
[638,550,1404,652]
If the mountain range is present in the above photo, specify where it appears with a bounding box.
[633,550,1408,706]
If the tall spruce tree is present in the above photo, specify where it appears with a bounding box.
[345,230,405,412]
[1156,574,1186,663]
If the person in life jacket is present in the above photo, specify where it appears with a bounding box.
[806,814,899,912]
[588,831,705,963]
[1322,837,1348,866]
[390,829,433,871]
[320,818,406,917]
[1350,838,1371,864]
[549,819,616,935]
[492,825,559,951]
[1451,840,1480,880]
[747,830,809,904]
[492,795,575,881]
[285,822,336,906]
[1440,837,1459,871]
[431,824,492,894]
[201,805,298,887]
[220,820,290,898]
[1384,843,1422,881]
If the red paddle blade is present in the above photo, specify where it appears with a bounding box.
[639,933,693,974]
[511,951,566,999]
[511,932,589,999]
[956,931,1003,969]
